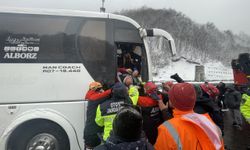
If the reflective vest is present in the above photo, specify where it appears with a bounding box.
[95,99,127,140]
[155,110,224,150]
[129,85,139,105]
[241,94,250,124]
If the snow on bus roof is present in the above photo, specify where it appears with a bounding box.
[0,7,141,29]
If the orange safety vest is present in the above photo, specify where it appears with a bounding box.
[155,110,224,150]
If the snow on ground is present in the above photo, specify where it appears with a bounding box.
[153,58,196,81]
[153,58,233,82]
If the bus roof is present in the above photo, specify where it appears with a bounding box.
[0,7,141,29]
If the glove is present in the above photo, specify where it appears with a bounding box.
[149,92,160,101]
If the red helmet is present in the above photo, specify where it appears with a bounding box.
[200,83,219,99]
[89,82,102,90]
[169,83,196,111]
[144,82,157,94]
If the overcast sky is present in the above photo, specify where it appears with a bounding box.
[1,0,249,35]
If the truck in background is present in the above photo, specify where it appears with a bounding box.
[231,53,250,92]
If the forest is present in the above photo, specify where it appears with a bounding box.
[117,7,250,67]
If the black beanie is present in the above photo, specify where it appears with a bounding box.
[113,106,143,141]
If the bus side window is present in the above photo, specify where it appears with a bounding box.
[0,13,78,63]
[77,20,116,84]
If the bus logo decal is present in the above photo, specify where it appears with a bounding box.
[3,36,40,60]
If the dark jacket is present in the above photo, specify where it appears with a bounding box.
[138,95,164,145]
[225,89,242,109]
[194,97,219,114]
[94,134,154,150]
[216,83,226,108]
[95,83,132,141]
[194,84,224,135]
[216,83,226,99]
[158,92,173,121]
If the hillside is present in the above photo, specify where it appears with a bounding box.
[117,7,250,66]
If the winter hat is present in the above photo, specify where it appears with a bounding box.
[168,83,196,111]
[112,82,129,99]
[113,106,143,140]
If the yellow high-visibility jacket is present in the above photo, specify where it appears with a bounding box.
[241,93,250,124]
[128,85,139,105]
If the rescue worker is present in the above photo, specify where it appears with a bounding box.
[200,82,224,135]
[155,82,224,150]
[95,82,132,141]
[193,84,225,136]
[194,84,218,115]
[241,89,250,150]
[137,82,165,145]
[94,106,154,150]
[84,82,111,149]
[241,89,250,124]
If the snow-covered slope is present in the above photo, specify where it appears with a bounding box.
[153,58,196,81]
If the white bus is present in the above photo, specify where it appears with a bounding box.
[0,7,176,150]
